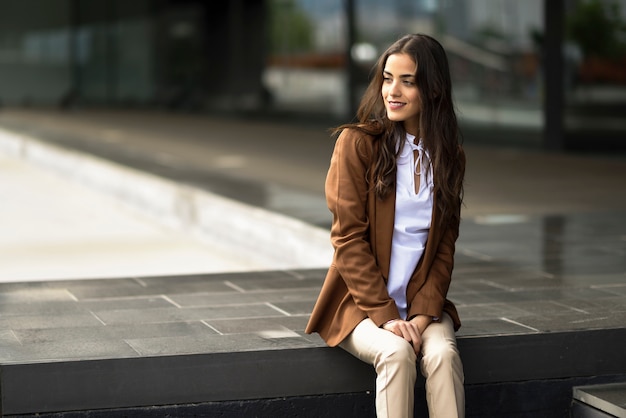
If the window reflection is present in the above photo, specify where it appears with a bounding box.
[265,0,626,146]
[564,0,626,146]
[264,0,546,134]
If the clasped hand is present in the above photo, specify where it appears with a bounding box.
[382,318,423,354]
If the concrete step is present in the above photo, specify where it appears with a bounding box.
[572,382,626,418]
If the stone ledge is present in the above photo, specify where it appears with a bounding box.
[573,382,626,418]
[2,328,625,415]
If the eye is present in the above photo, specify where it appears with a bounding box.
[403,79,416,86]
[383,75,392,83]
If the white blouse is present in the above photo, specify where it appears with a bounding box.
[387,133,434,320]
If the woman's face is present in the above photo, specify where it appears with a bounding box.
[381,53,421,136]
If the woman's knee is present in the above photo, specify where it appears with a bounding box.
[375,337,417,370]
[422,339,461,372]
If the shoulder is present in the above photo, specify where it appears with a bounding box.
[334,126,380,163]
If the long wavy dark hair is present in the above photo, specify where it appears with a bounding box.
[335,33,464,224]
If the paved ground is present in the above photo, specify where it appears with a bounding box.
[2,108,626,281]
[0,154,272,282]
[0,108,624,416]
[0,105,624,334]
[3,108,626,218]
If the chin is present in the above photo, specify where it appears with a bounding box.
[386,112,404,123]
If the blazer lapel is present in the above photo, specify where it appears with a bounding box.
[375,182,396,280]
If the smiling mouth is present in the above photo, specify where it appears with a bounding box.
[387,101,405,110]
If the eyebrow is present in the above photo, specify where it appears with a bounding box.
[383,70,415,79]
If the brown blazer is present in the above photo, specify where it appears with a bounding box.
[305,128,463,347]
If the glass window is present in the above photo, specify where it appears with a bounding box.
[264,0,545,143]
[564,0,626,149]
[0,0,72,105]
[264,0,348,116]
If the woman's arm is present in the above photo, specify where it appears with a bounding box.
[326,129,400,326]
[408,219,459,321]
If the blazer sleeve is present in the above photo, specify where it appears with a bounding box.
[407,218,459,320]
[326,129,401,326]
[407,147,465,320]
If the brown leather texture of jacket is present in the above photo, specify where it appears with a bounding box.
[305,127,463,347]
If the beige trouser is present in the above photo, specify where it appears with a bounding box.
[339,314,465,418]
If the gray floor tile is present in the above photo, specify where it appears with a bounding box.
[12,322,215,344]
[0,313,104,331]
[126,332,315,356]
[0,288,76,303]
[456,318,539,337]
[206,315,310,335]
[167,288,320,308]
[91,303,284,326]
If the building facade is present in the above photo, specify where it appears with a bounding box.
[0,0,624,150]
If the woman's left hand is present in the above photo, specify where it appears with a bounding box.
[383,319,423,354]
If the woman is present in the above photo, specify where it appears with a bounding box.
[305,34,466,417]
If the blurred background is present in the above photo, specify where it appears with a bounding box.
[0,0,624,152]
[0,4,625,416]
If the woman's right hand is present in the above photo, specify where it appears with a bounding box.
[382,319,423,354]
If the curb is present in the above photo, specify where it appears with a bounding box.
[0,127,333,269]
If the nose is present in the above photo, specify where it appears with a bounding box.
[388,80,401,97]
